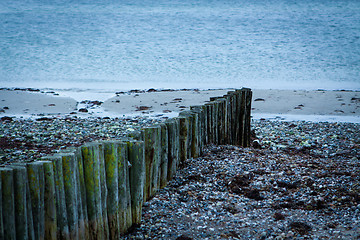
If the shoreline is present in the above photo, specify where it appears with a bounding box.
[0,87,359,123]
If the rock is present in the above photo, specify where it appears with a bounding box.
[78,108,88,113]
[289,221,312,235]
[0,116,13,122]
[176,235,193,240]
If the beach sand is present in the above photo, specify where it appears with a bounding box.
[0,88,359,122]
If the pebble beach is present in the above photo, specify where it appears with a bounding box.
[0,88,359,239]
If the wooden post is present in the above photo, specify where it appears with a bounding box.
[189,111,200,158]
[179,111,195,158]
[97,143,109,239]
[244,88,252,147]
[165,118,180,181]
[200,105,208,145]
[159,123,169,188]
[26,162,45,240]
[190,105,205,155]
[178,116,189,166]
[103,141,121,238]
[59,153,80,240]
[103,140,132,235]
[224,94,232,145]
[9,165,29,240]
[228,91,237,145]
[41,161,57,240]
[1,167,16,240]
[81,143,105,240]
[127,140,145,225]
[142,126,161,200]
[204,103,213,144]
[41,155,69,240]
[60,147,88,240]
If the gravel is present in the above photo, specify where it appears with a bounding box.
[0,116,163,165]
[123,120,360,240]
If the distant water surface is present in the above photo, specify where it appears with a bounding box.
[0,0,359,90]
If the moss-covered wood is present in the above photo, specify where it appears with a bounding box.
[164,118,180,181]
[81,143,105,240]
[26,162,46,240]
[41,155,70,240]
[9,165,29,240]
[39,161,57,240]
[127,140,145,225]
[142,126,161,201]
[59,153,79,240]
[160,123,169,188]
[118,142,133,234]
[1,167,16,240]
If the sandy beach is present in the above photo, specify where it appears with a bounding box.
[0,88,359,122]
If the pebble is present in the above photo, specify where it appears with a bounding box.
[122,120,359,239]
[0,116,163,165]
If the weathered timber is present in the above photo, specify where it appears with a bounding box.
[159,123,169,188]
[244,88,253,147]
[60,147,87,240]
[127,140,145,225]
[117,141,132,233]
[1,167,16,240]
[26,162,45,240]
[41,161,57,240]
[41,155,70,240]
[81,143,105,240]
[60,153,80,240]
[103,141,121,238]
[164,118,180,181]
[9,165,29,240]
[178,116,189,166]
[142,126,161,200]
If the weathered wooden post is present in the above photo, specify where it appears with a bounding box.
[159,123,169,188]
[60,147,87,240]
[1,167,16,240]
[41,155,70,240]
[228,91,237,145]
[40,161,57,240]
[81,143,105,240]
[9,165,29,240]
[200,105,208,145]
[179,111,197,158]
[26,161,45,240]
[59,153,80,240]
[165,118,180,181]
[232,90,241,146]
[127,140,145,225]
[178,116,190,166]
[97,143,110,239]
[142,125,161,201]
[117,141,133,232]
[204,103,214,144]
[244,88,252,147]
[103,141,124,238]
[190,105,205,156]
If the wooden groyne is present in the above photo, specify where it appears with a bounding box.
[0,88,252,239]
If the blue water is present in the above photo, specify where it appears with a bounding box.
[1,0,359,90]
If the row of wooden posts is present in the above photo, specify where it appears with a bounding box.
[0,88,252,240]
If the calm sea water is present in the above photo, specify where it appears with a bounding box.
[1,0,359,91]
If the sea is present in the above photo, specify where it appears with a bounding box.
[1,0,360,92]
